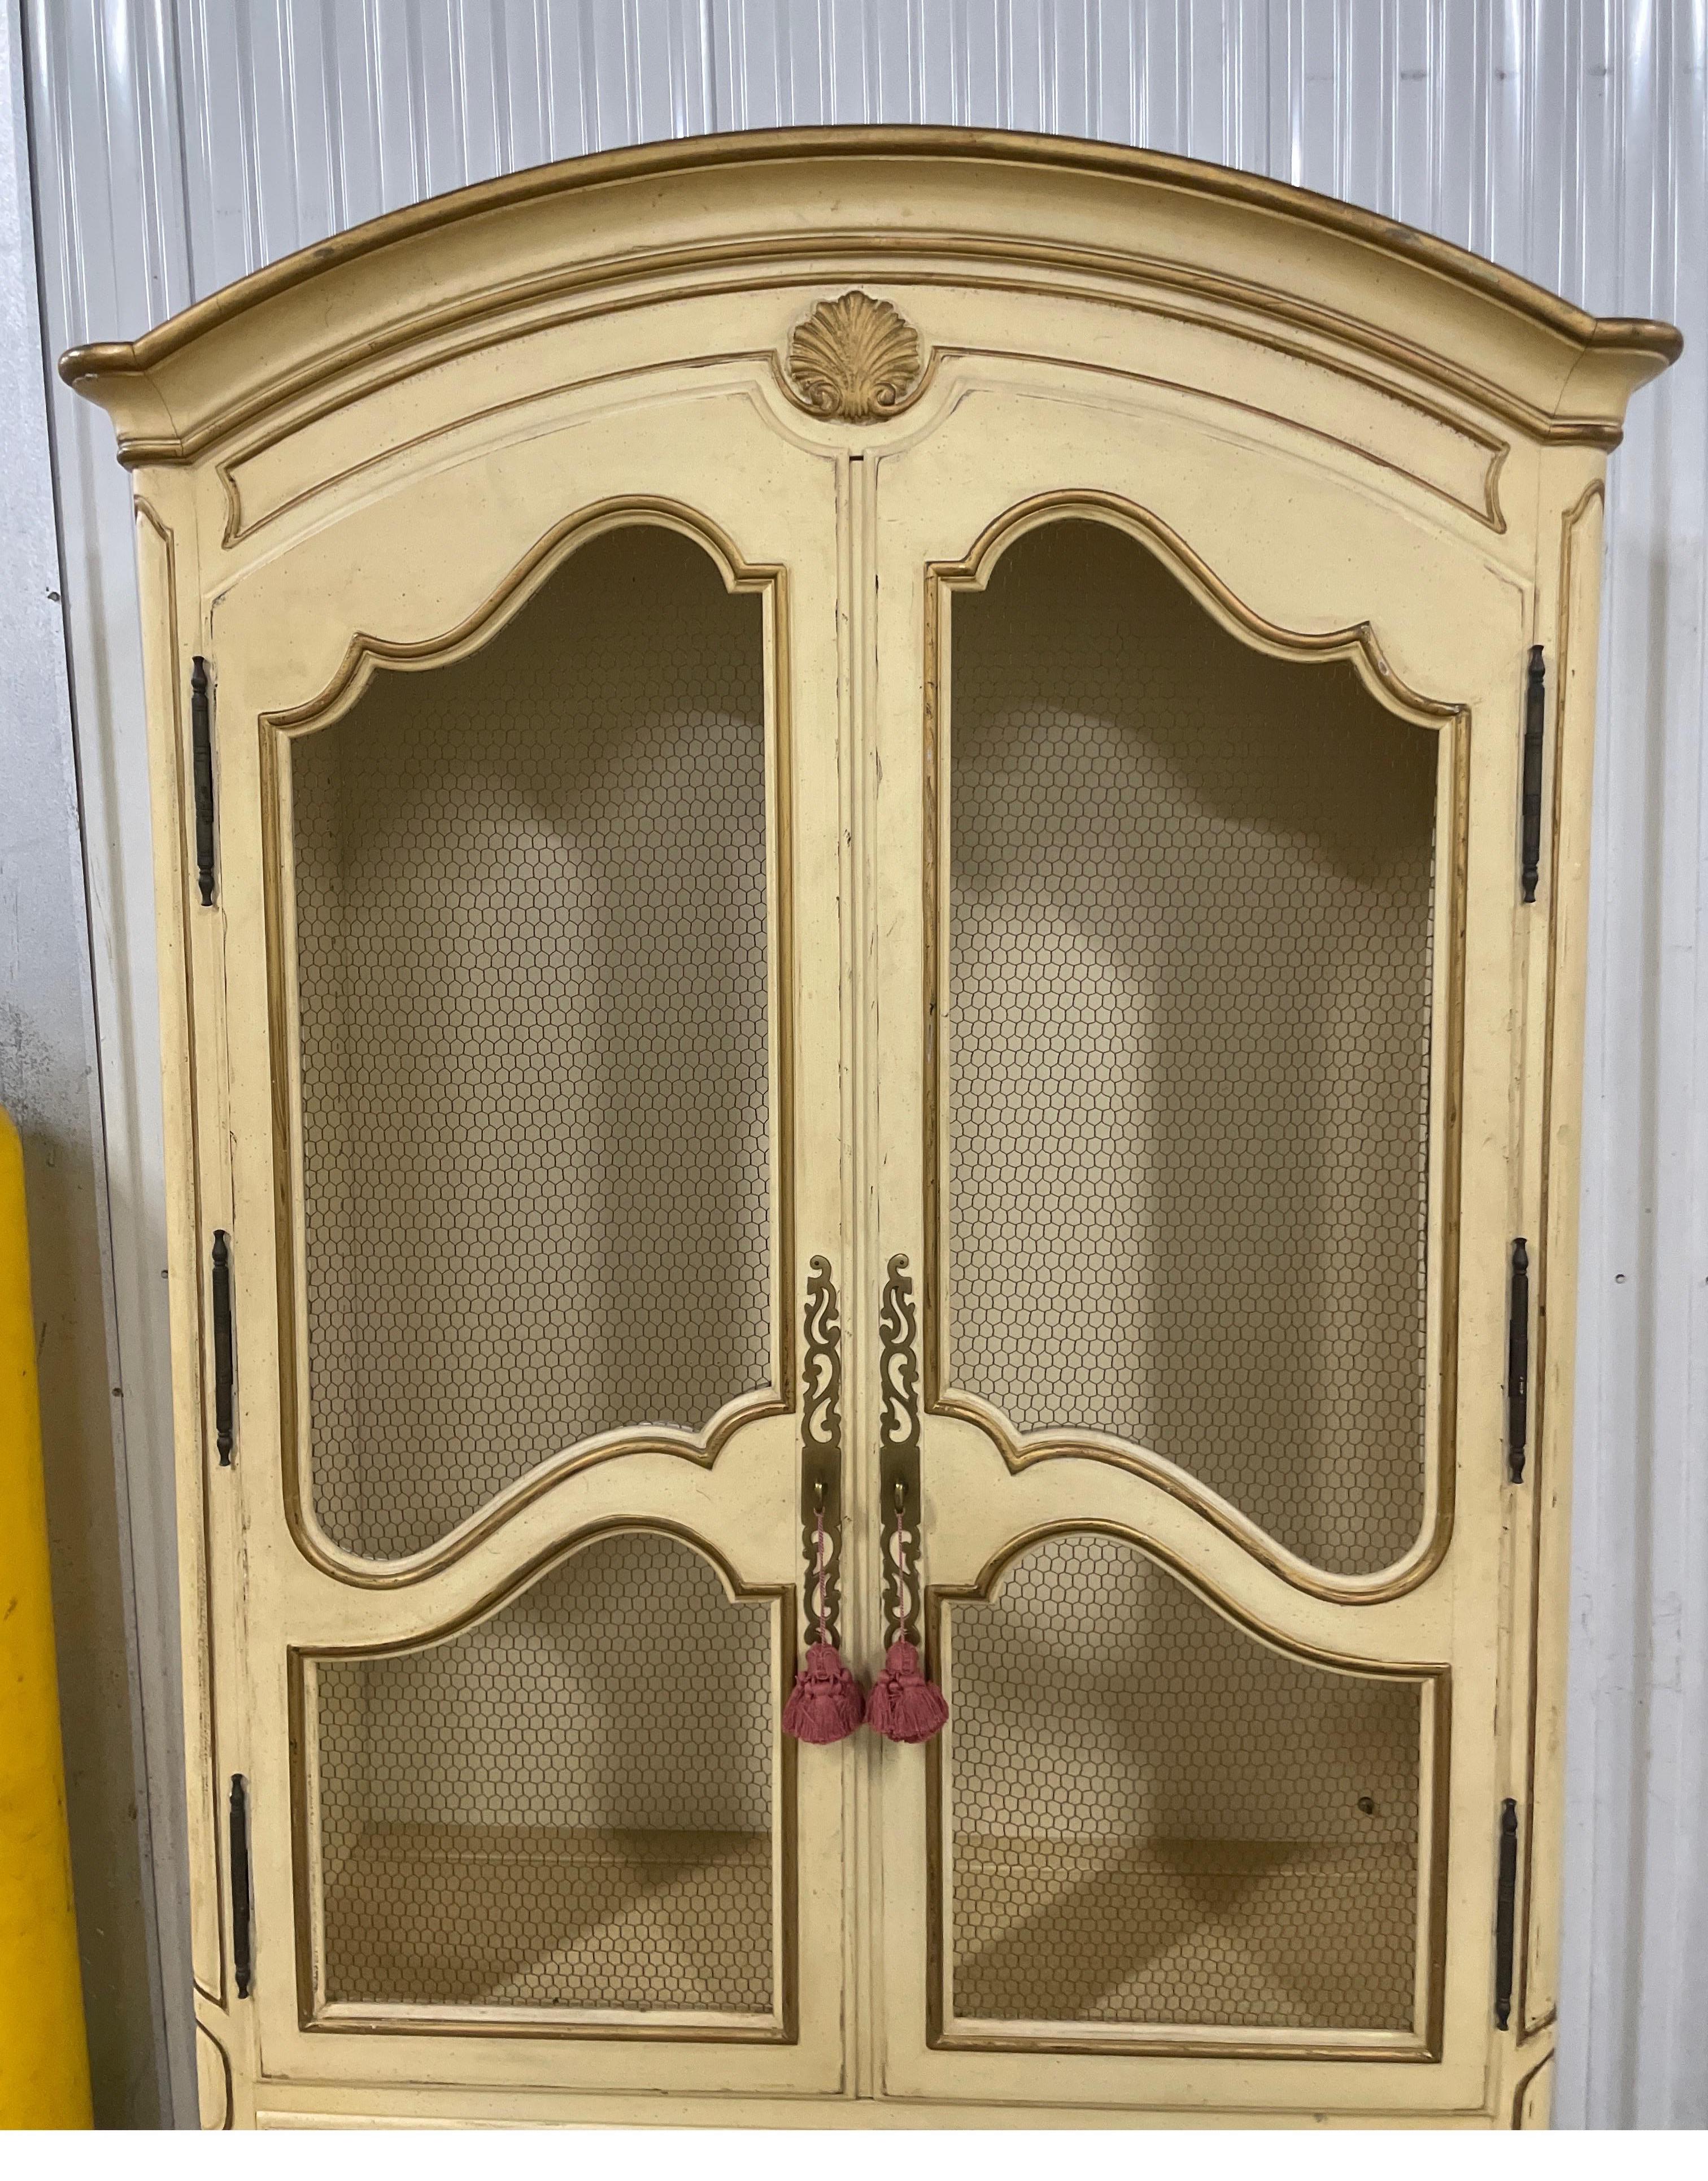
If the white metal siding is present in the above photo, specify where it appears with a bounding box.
[19,0,1706,2127]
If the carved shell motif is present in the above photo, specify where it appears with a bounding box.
[787,291,923,422]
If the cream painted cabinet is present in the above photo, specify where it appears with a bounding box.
[66,130,1676,2130]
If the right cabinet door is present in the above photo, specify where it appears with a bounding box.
[868,378,1525,2120]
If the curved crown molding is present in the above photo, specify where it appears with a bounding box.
[60,127,1680,467]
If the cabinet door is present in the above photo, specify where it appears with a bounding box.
[204,392,851,2100]
[866,383,1522,2118]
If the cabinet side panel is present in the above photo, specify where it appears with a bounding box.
[133,490,224,2013]
[1524,477,1607,2038]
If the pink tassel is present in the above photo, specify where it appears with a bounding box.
[782,1639,866,1744]
[783,1496,864,1745]
[866,1639,948,1745]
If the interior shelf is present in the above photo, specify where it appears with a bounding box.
[321,1823,774,2013]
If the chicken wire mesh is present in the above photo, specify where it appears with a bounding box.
[946,520,1439,1575]
[943,1531,1423,2031]
[290,525,773,1561]
[312,1529,778,2015]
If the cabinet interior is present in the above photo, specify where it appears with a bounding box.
[309,1530,780,2018]
[287,526,774,1561]
[945,521,1440,1576]
[940,1533,1425,2035]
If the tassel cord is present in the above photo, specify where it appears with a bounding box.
[869,1485,948,1745]
[782,1480,865,1744]
[815,1492,827,1648]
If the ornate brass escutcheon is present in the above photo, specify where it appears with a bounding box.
[878,1254,923,1647]
[799,1255,845,1647]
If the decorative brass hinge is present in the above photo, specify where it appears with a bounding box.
[1506,1237,1530,1485]
[878,1255,923,1648]
[1493,1797,1519,2029]
[799,1256,845,1648]
[1520,645,1545,903]
[191,655,216,906]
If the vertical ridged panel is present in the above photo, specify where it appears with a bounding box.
[17,0,198,2134]
[19,0,1707,2129]
[1564,2,1707,2136]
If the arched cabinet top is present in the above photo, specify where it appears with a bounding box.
[63,126,1678,469]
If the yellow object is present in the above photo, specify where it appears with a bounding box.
[0,1109,93,2127]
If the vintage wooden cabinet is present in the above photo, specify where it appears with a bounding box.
[64,129,1677,2129]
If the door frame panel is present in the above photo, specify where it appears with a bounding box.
[919,486,1474,1607]
[867,379,1524,2115]
[256,494,797,1583]
[922,1523,1453,2061]
[204,390,853,2097]
[285,1518,800,2046]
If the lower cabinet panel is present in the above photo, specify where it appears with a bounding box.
[938,1535,1424,2039]
[298,1533,788,2035]
[246,2089,1514,2130]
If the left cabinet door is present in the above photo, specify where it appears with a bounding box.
[197,393,849,2106]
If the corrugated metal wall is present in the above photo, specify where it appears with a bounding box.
[17,0,1706,2128]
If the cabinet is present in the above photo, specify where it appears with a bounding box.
[64,128,1677,2129]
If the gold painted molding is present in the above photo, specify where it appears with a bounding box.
[1510,2047,1555,2128]
[286,1516,799,2046]
[922,1518,1452,2063]
[257,497,798,1591]
[194,2018,233,2129]
[920,488,1470,1608]
[62,129,1680,470]
[211,316,1511,552]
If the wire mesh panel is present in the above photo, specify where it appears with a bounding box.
[311,1530,778,2015]
[290,526,773,1560]
[946,520,1439,1574]
[942,1533,1423,2032]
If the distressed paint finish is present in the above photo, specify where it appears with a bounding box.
[18,0,1708,2130]
[67,121,1674,2122]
